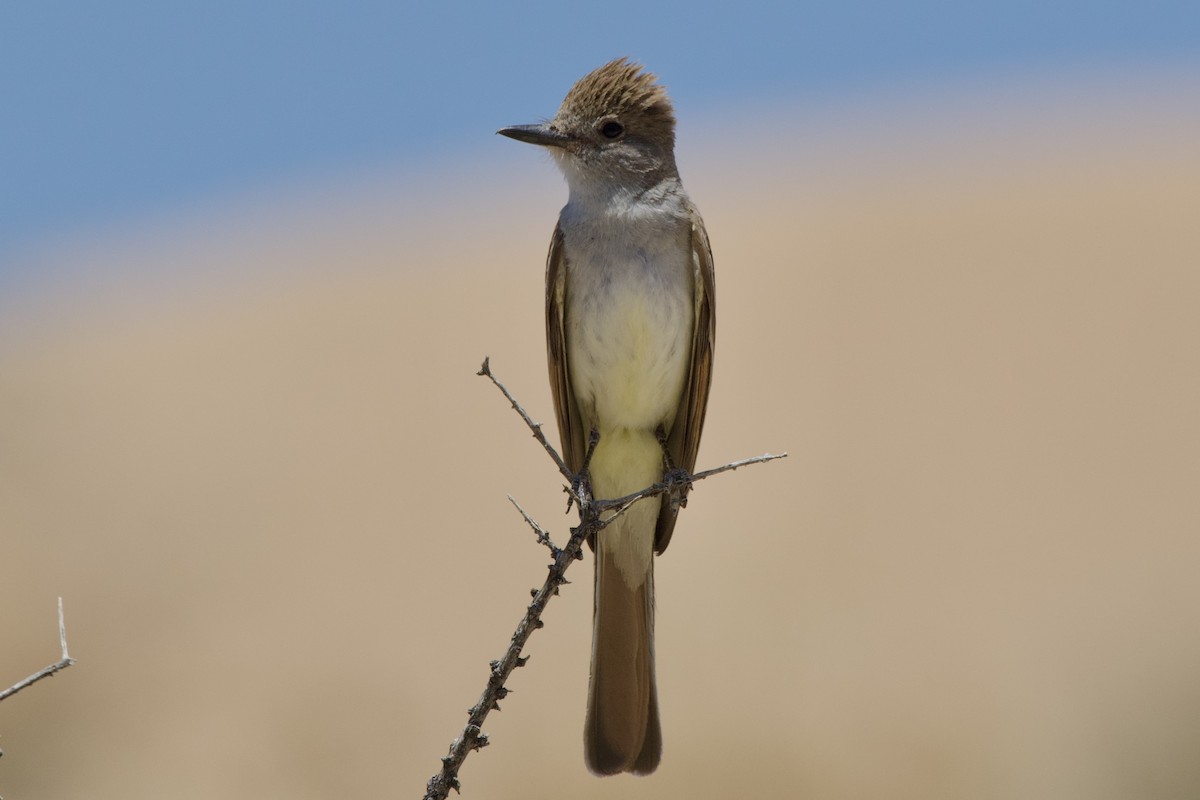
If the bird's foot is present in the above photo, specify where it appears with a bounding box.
[654,424,691,512]
[661,466,693,514]
[568,428,601,513]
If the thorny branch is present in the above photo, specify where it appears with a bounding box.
[421,359,785,799]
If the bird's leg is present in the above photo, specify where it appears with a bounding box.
[570,427,601,511]
[655,424,693,513]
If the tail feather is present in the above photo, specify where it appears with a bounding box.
[584,547,660,775]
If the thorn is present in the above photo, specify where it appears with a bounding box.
[516,655,529,667]
[477,356,491,377]
[495,687,510,700]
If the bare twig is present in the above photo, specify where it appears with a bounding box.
[0,598,76,704]
[594,452,789,514]
[507,494,558,556]
[422,361,785,799]
[478,357,574,484]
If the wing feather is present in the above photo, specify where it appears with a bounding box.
[654,210,716,554]
[546,224,586,474]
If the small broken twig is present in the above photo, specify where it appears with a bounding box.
[0,598,76,704]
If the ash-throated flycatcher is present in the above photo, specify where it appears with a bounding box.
[499,58,715,776]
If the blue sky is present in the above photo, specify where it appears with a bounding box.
[2,1,1197,274]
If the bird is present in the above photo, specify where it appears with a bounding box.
[498,58,715,775]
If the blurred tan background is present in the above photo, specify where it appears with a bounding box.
[3,72,1200,799]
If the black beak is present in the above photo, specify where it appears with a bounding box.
[497,122,572,148]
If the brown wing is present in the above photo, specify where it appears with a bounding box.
[655,209,716,554]
[546,223,586,474]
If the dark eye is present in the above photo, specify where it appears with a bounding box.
[599,120,624,139]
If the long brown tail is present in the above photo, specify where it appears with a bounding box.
[584,546,661,775]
